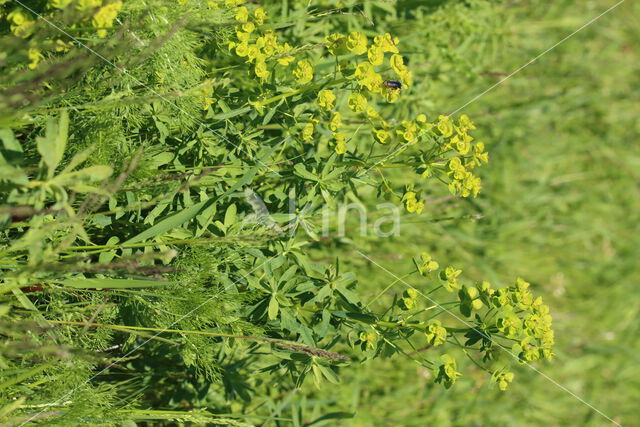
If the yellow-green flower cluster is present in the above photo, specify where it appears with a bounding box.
[346,31,367,55]
[469,141,489,168]
[468,278,555,361]
[491,369,515,391]
[28,48,43,70]
[7,10,35,38]
[228,7,296,84]
[324,33,349,56]
[6,2,124,70]
[417,252,439,275]
[432,114,489,197]
[399,288,419,310]
[396,120,419,143]
[92,0,123,38]
[425,320,447,346]
[389,54,412,88]
[333,132,347,154]
[355,62,383,92]
[301,122,314,143]
[317,90,336,111]
[374,33,399,53]
[373,127,390,144]
[458,285,484,313]
[447,157,482,197]
[435,354,462,389]
[357,330,376,350]
[293,59,313,85]
[329,112,341,132]
[348,93,368,113]
[402,190,424,214]
[437,114,454,138]
[324,31,407,102]
[440,266,462,292]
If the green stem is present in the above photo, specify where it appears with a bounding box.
[49,320,349,360]
[62,235,258,252]
[366,272,415,307]
[259,77,348,107]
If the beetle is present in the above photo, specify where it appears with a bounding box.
[383,80,402,91]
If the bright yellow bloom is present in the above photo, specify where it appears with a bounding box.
[276,42,295,66]
[458,114,476,131]
[325,33,348,56]
[419,252,439,275]
[373,128,390,144]
[497,372,514,391]
[55,39,73,52]
[254,7,267,25]
[383,87,400,103]
[425,320,447,346]
[396,120,418,143]
[236,31,250,44]
[367,45,384,66]
[403,191,424,214]
[28,48,43,70]
[256,31,278,55]
[390,54,407,75]
[355,62,383,92]
[92,0,123,38]
[469,141,489,167]
[452,132,473,155]
[7,10,35,38]
[302,122,314,142]
[235,6,249,23]
[348,93,368,113]
[437,115,454,138]
[317,90,336,111]
[242,22,255,33]
[334,132,347,154]
[254,60,270,83]
[246,45,262,63]
[329,112,342,131]
[366,105,380,119]
[293,59,313,85]
[398,69,413,87]
[374,33,399,53]
[346,31,367,55]
[235,43,249,57]
[440,266,462,292]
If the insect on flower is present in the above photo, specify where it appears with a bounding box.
[383,80,402,91]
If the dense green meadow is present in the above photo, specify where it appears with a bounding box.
[1,0,638,425]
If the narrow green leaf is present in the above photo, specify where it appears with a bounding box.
[268,296,279,320]
[37,111,68,176]
[224,203,237,228]
[210,106,251,121]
